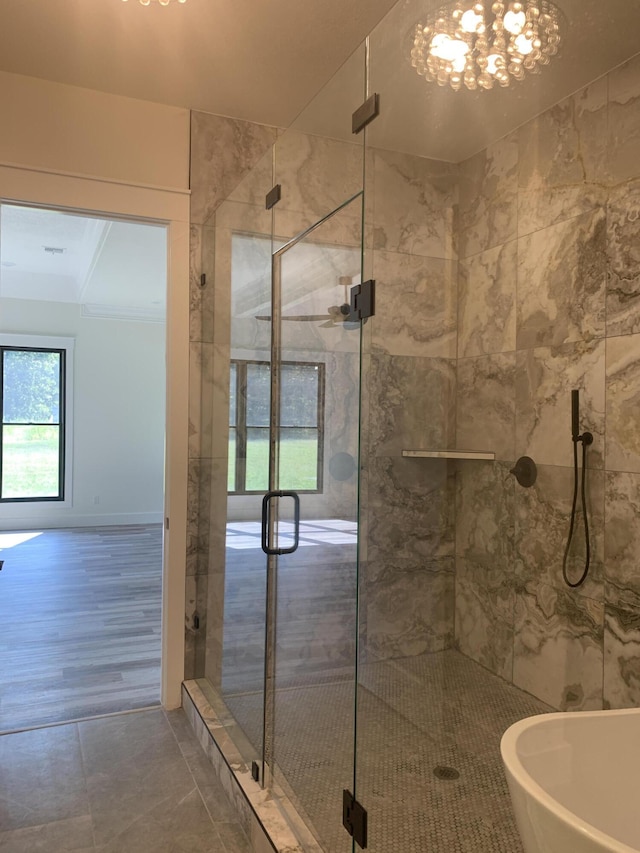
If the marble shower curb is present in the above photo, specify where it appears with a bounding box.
[182,681,321,853]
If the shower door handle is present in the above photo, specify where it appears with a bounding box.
[261,490,300,555]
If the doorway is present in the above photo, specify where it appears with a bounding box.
[0,202,167,732]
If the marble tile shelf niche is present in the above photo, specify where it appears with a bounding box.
[402,449,496,460]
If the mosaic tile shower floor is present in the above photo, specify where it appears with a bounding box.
[224,650,552,853]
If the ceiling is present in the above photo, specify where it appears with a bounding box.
[0,0,399,129]
[0,0,639,161]
[0,205,167,321]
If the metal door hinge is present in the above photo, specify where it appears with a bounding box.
[343,790,368,849]
[200,273,207,288]
[265,184,281,210]
[251,761,260,783]
[352,93,380,134]
[350,279,375,321]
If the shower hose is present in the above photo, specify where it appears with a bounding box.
[562,435,591,588]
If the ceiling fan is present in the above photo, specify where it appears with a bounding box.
[255,276,356,327]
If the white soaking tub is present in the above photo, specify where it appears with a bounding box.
[501,708,640,853]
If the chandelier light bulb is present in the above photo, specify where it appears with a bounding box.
[409,0,561,92]
[514,33,534,54]
[460,9,483,32]
[504,9,526,33]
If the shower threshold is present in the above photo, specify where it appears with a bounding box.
[183,650,553,852]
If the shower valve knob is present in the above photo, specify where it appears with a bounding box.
[510,456,537,488]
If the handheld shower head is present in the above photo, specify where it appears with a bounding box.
[571,389,580,442]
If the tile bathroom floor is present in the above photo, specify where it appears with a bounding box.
[0,708,251,853]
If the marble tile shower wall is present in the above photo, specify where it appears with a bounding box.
[186,111,278,679]
[361,148,459,661]
[455,54,640,712]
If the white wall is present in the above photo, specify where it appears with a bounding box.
[0,298,166,528]
[0,70,189,190]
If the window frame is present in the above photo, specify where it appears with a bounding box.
[0,334,74,506]
[229,358,325,496]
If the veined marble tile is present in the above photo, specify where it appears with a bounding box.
[189,342,230,462]
[607,179,640,336]
[371,249,457,358]
[456,352,516,461]
[205,459,230,573]
[185,574,208,681]
[366,456,455,563]
[516,209,607,349]
[276,201,363,249]
[367,354,456,456]
[517,79,608,237]
[203,223,216,337]
[0,816,94,853]
[187,458,229,578]
[604,604,640,709]
[274,130,363,234]
[607,52,640,186]
[604,470,640,611]
[514,465,605,601]
[515,340,605,468]
[211,227,235,351]
[190,223,208,344]
[190,112,277,226]
[205,564,225,687]
[459,132,518,259]
[455,557,514,681]
[606,332,640,472]
[215,199,272,243]
[365,560,454,660]
[456,460,515,567]
[371,148,458,260]
[458,239,516,358]
[187,458,210,577]
[80,712,196,849]
[186,527,203,578]
[182,683,312,853]
[324,353,362,506]
[513,580,604,711]
[225,147,274,207]
[0,726,89,833]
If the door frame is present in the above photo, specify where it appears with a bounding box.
[0,161,190,709]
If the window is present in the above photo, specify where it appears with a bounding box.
[229,360,324,494]
[0,335,74,503]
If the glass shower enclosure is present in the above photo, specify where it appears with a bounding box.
[193,1,640,850]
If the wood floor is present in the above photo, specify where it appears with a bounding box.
[0,524,162,733]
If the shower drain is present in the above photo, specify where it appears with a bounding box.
[433,765,460,781]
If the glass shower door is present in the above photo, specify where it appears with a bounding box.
[265,195,364,851]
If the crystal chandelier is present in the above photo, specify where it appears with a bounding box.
[409,1,561,91]
[122,0,186,5]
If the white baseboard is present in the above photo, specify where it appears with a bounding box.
[0,511,163,531]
